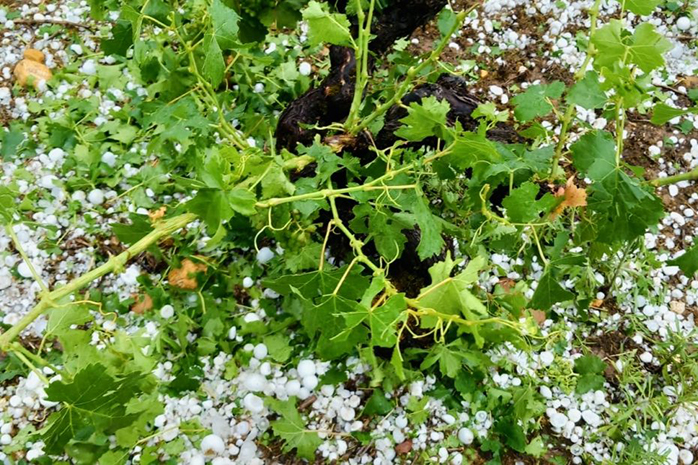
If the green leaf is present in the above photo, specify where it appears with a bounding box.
[111,214,154,245]
[302,1,354,47]
[568,71,606,109]
[40,364,149,454]
[592,20,671,73]
[668,244,698,276]
[417,257,487,346]
[621,0,661,15]
[651,103,692,125]
[268,398,322,460]
[412,190,446,260]
[525,436,547,457]
[395,96,451,142]
[210,0,240,49]
[495,417,526,452]
[511,81,564,122]
[1,125,26,159]
[437,8,457,37]
[574,354,606,394]
[226,188,257,216]
[202,34,225,88]
[0,184,19,224]
[570,130,616,181]
[264,334,292,363]
[529,271,574,310]
[102,20,133,57]
[343,294,407,347]
[186,189,231,232]
[501,182,557,223]
[363,389,393,416]
[46,304,91,337]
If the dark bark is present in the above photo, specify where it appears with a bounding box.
[275,0,448,151]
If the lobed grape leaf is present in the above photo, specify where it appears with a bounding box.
[302,1,354,47]
[568,71,606,109]
[395,96,451,142]
[268,398,323,460]
[511,81,564,122]
[668,244,698,276]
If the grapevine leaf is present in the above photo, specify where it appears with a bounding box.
[210,0,240,49]
[1,124,26,159]
[529,271,574,311]
[101,20,133,57]
[226,188,257,216]
[186,189,232,232]
[574,354,606,394]
[629,23,672,73]
[264,266,369,301]
[302,1,354,47]
[622,0,661,15]
[592,20,671,73]
[511,81,564,122]
[501,181,557,223]
[570,130,616,181]
[268,399,322,460]
[412,190,445,260]
[0,184,19,224]
[343,294,407,347]
[40,364,147,454]
[417,257,487,346]
[568,71,606,109]
[202,34,225,88]
[651,103,692,125]
[667,244,698,276]
[395,96,451,142]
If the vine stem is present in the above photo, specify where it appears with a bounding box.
[349,9,469,135]
[0,213,197,353]
[344,0,376,129]
[549,0,602,179]
[650,167,698,187]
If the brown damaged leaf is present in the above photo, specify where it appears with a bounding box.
[395,439,413,455]
[168,258,208,290]
[148,206,166,222]
[14,48,52,90]
[130,293,153,314]
[552,177,587,218]
[530,309,546,326]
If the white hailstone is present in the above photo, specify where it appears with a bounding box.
[103,320,117,331]
[48,148,64,162]
[190,455,206,465]
[253,83,264,93]
[568,408,582,423]
[70,44,83,55]
[669,185,679,197]
[243,393,264,413]
[677,16,692,31]
[9,395,21,407]
[238,441,257,461]
[72,190,86,202]
[299,62,312,76]
[302,375,318,390]
[26,450,43,461]
[549,412,568,429]
[160,305,175,319]
[256,247,274,264]
[442,414,456,425]
[285,379,301,397]
[244,373,267,392]
[264,42,277,54]
[539,351,554,366]
[242,277,254,288]
[101,151,116,167]
[236,421,250,436]
[25,371,43,391]
[339,406,356,421]
[679,449,693,464]
[639,351,653,363]
[489,85,504,96]
[581,410,601,427]
[0,434,11,445]
[458,427,474,445]
[297,359,316,377]
[200,434,225,456]
[17,262,34,278]
[87,189,104,205]
[253,343,268,360]
[243,313,260,323]
[228,326,237,340]
[80,59,97,75]
[395,416,408,429]
[259,362,271,376]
